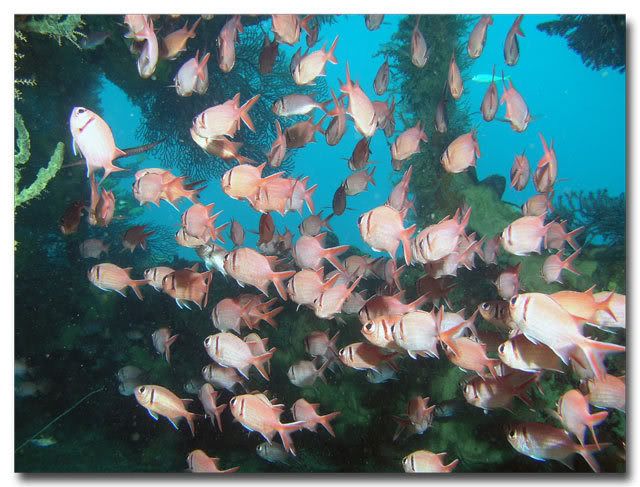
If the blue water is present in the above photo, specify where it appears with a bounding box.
[101,14,624,260]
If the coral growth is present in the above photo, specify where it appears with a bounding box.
[537,15,626,73]
[21,15,86,48]
[554,189,625,246]
[14,111,64,208]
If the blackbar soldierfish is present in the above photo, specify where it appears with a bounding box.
[204,332,275,380]
[88,263,147,300]
[134,384,198,435]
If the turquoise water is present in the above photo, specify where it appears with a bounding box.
[15,14,625,473]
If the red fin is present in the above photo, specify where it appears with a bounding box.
[250,347,276,380]
[271,270,296,301]
[277,420,306,456]
[239,94,261,132]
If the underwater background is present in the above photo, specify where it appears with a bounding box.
[14,14,625,473]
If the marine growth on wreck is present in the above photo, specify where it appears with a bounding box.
[14,13,626,474]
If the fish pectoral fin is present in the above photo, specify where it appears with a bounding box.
[147,409,159,421]
[167,417,180,430]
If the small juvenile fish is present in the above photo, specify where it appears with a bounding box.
[500,77,531,132]
[501,214,551,256]
[291,399,340,436]
[495,263,521,300]
[299,211,334,237]
[358,205,416,265]
[79,238,109,259]
[151,327,179,364]
[79,31,111,50]
[257,442,290,464]
[30,436,57,447]
[392,396,436,440]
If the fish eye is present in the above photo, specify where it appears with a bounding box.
[78,108,86,114]
[481,302,490,310]
[138,386,146,394]
[204,336,211,347]
[202,366,208,375]
[509,296,517,306]
[230,398,236,406]
[508,429,516,438]
[498,343,505,354]
[338,348,345,356]
[364,323,374,332]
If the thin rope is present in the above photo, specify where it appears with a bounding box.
[15,386,105,453]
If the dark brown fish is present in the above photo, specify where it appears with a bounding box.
[435,81,448,133]
[373,57,390,96]
[480,66,498,122]
[332,184,347,216]
[285,117,325,149]
[348,137,372,171]
[259,34,279,75]
[60,201,85,235]
[477,300,513,330]
[365,14,384,31]
[325,89,347,146]
[305,19,319,48]
[290,47,302,78]
[504,15,525,66]
[258,213,276,246]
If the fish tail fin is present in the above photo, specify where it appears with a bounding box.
[201,271,213,309]
[319,411,340,437]
[215,403,227,431]
[400,224,416,265]
[186,412,197,437]
[129,279,148,300]
[196,52,211,81]
[594,291,618,321]
[323,245,350,272]
[165,334,179,364]
[562,247,582,275]
[407,292,430,311]
[271,270,296,300]
[304,184,318,213]
[444,459,459,472]
[260,306,284,328]
[300,15,314,35]
[277,420,306,456]
[250,347,276,380]
[239,94,261,132]
[579,338,625,380]
[326,35,339,64]
[586,411,609,448]
[576,443,610,473]
[235,154,256,165]
[514,14,525,36]
[368,166,377,185]
[188,16,202,37]
[565,225,585,251]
